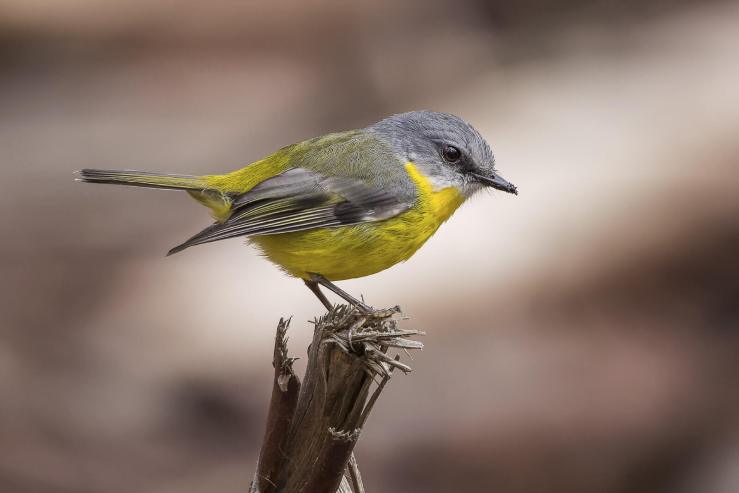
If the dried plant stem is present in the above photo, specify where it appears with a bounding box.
[346,453,365,493]
[250,305,423,493]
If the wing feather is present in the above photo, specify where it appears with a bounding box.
[167,168,411,255]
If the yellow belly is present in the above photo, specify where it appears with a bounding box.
[250,163,465,280]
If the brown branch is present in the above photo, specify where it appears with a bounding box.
[251,318,301,493]
[346,453,365,493]
[250,305,423,493]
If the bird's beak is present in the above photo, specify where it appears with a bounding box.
[471,171,518,195]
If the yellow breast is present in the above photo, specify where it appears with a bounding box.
[250,162,465,280]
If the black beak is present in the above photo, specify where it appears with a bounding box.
[471,171,518,195]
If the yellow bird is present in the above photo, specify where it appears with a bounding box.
[79,111,517,313]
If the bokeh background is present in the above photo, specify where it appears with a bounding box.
[2,0,738,492]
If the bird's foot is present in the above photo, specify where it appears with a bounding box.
[305,273,401,319]
[354,302,401,319]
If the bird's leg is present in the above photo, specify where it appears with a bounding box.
[308,273,373,313]
[308,273,398,318]
[303,279,333,312]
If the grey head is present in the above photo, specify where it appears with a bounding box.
[368,111,517,197]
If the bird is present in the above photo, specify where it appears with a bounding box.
[78,111,517,314]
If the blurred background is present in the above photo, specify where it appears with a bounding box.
[2,0,738,491]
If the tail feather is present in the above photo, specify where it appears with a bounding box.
[79,168,248,255]
[77,169,207,190]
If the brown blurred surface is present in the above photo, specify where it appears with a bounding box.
[1,1,738,492]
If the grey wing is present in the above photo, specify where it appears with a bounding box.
[167,168,412,255]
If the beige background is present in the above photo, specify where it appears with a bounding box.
[1,1,738,491]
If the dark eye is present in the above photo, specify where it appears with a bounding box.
[442,145,461,162]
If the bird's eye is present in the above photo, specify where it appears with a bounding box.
[442,145,461,163]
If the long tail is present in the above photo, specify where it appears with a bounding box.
[78,168,234,229]
[77,168,208,190]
